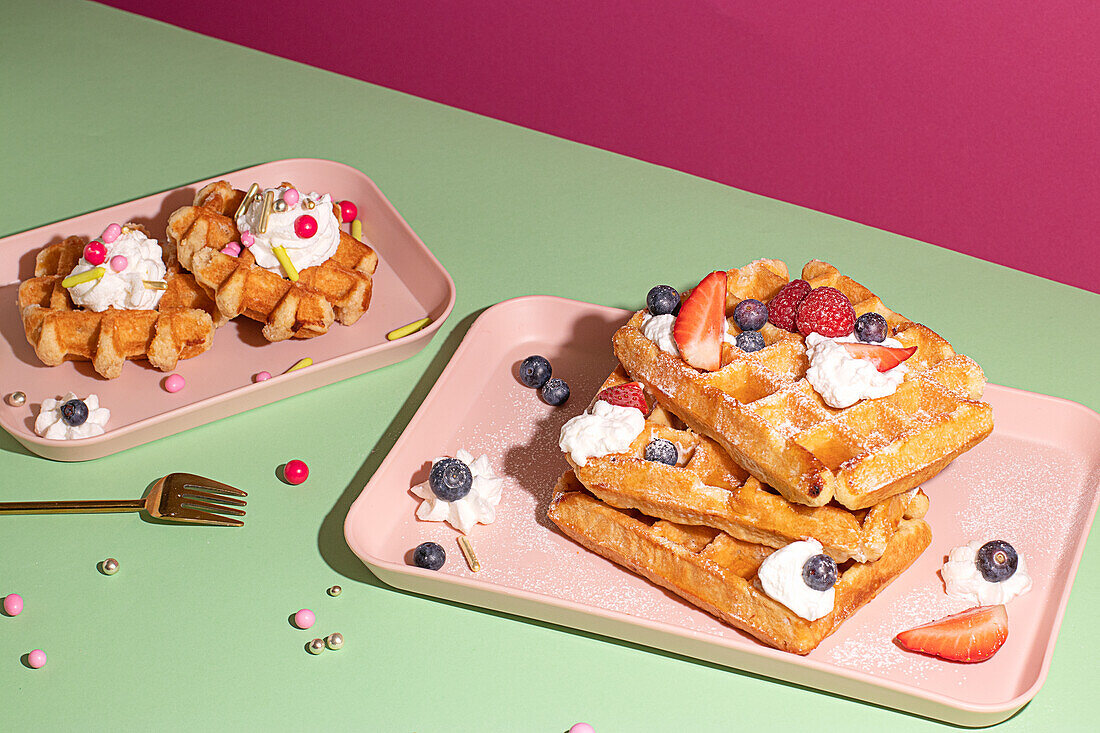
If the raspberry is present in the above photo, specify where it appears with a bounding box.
[795,287,856,337]
[766,279,811,332]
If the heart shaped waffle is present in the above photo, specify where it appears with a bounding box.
[17,228,217,379]
[165,181,378,341]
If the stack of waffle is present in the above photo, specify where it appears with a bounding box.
[548,259,993,654]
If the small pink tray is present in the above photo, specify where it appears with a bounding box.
[344,295,1100,727]
[0,159,455,461]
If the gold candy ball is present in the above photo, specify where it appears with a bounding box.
[7,391,26,407]
[302,199,315,210]
[327,585,342,597]
[273,199,288,212]
[325,633,344,651]
[307,638,326,655]
[100,558,119,575]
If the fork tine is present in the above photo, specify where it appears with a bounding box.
[172,509,244,528]
[178,488,247,507]
[173,473,247,497]
[179,498,246,517]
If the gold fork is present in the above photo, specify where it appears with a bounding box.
[0,473,247,527]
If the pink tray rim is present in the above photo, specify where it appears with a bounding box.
[344,295,1100,725]
[0,158,457,461]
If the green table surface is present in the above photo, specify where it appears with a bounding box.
[2,2,1098,730]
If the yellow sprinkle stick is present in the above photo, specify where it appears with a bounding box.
[350,218,363,242]
[235,183,260,220]
[386,317,432,341]
[457,535,481,572]
[271,245,299,282]
[284,357,312,374]
[61,267,106,289]
[142,280,168,291]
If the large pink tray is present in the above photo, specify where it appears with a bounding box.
[345,295,1100,727]
[0,159,455,461]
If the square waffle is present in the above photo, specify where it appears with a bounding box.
[17,229,217,379]
[165,181,378,341]
[568,367,929,563]
[612,259,993,510]
[548,471,932,654]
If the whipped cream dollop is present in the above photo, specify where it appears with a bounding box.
[757,539,835,622]
[236,186,340,277]
[67,228,167,312]
[941,540,1032,606]
[804,333,908,408]
[411,449,504,534]
[640,312,738,358]
[559,399,646,467]
[34,392,110,440]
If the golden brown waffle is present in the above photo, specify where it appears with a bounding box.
[613,259,993,510]
[17,231,216,379]
[165,181,378,341]
[569,368,929,562]
[548,471,932,655]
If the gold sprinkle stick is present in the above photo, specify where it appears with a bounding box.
[257,189,274,234]
[386,317,432,341]
[235,183,260,220]
[350,218,363,242]
[457,535,481,572]
[61,267,106,289]
[271,245,299,281]
[142,280,168,291]
[284,357,312,374]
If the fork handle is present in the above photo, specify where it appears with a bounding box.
[0,499,145,515]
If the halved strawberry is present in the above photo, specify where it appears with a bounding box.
[595,381,648,413]
[673,271,727,371]
[895,605,1008,663]
[842,342,917,372]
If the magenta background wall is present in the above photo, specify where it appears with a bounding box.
[100,0,1098,293]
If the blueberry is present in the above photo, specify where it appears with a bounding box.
[59,399,88,427]
[428,458,473,502]
[519,355,552,388]
[854,312,889,343]
[802,553,838,591]
[412,541,446,570]
[976,540,1018,583]
[540,378,570,406]
[732,298,768,331]
[644,438,678,466]
[735,331,765,353]
[647,285,680,316]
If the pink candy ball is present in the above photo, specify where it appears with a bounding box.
[254,371,272,383]
[221,242,242,257]
[339,200,357,223]
[293,608,315,630]
[3,593,23,616]
[284,459,309,485]
[27,649,47,669]
[109,255,128,272]
[101,223,122,244]
[164,374,185,393]
[83,241,107,266]
[569,725,594,733]
[282,188,300,207]
[240,231,254,247]
[293,214,317,239]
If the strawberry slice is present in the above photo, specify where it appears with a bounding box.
[842,342,917,372]
[895,605,1008,663]
[673,271,727,371]
[595,381,648,413]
